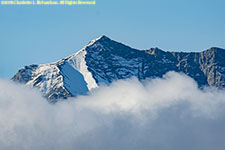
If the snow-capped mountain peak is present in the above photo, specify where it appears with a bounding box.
[12,36,225,102]
[86,35,110,47]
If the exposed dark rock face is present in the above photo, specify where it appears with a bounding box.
[84,36,225,87]
[12,65,38,83]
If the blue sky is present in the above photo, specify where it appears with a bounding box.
[0,0,225,78]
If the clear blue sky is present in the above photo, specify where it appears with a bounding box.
[0,0,225,78]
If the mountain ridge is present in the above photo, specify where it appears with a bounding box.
[12,35,225,102]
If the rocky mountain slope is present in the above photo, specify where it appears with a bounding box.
[12,35,225,102]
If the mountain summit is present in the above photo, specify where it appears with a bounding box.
[12,36,225,102]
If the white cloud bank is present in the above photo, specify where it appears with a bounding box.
[0,72,225,150]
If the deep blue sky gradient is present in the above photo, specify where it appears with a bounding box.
[0,0,225,78]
